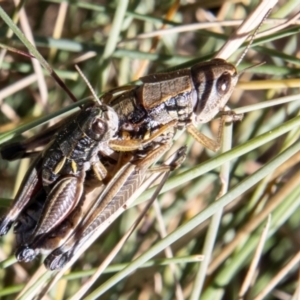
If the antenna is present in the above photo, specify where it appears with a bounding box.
[236,9,271,67]
[75,65,102,105]
[238,61,265,78]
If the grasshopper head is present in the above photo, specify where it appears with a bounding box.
[79,105,119,141]
[191,59,238,123]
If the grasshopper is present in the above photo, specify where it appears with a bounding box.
[41,58,239,269]
[106,58,238,152]
[0,102,119,261]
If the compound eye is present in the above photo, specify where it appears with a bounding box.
[216,72,231,95]
[92,119,107,135]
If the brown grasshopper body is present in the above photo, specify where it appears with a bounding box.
[107,59,238,154]
[43,59,240,269]
[0,104,119,262]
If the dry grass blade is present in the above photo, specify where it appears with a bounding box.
[14,1,48,109]
[239,214,271,298]
[254,250,300,300]
[215,0,278,59]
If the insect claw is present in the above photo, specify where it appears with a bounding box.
[232,113,244,122]
[219,110,244,123]
[170,146,187,170]
[44,250,71,270]
[16,245,37,262]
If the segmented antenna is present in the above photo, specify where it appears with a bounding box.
[238,61,265,77]
[236,9,271,67]
[75,65,102,105]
